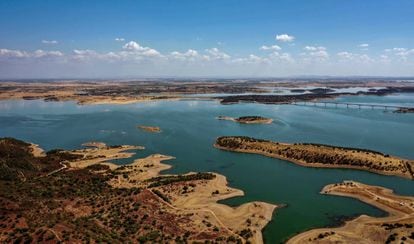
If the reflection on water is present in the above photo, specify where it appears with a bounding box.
[0,94,413,243]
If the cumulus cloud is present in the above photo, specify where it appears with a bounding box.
[359,43,369,48]
[337,51,353,59]
[304,46,326,51]
[260,45,281,51]
[205,48,230,60]
[42,40,58,44]
[0,49,62,59]
[115,38,125,42]
[1,37,414,77]
[123,41,145,51]
[170,49,199,61]
[232,54,271,64]
[33,50,63,58]
[122,41,161,57]
[337,51,373,63]
[275,34,295,42]
[0,49,30,58]
[387,47,406,52]
[302,46,329,61]
[269,51,294,63]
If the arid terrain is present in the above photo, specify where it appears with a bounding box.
[287,181,414,243]
[214,136,414,179]
[1,79,414,106]
[0,137,276,243]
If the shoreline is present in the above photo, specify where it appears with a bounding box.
[1,80,414,108]
[287,181,414,243]
[69,143,277,243]
[214,137,414,180]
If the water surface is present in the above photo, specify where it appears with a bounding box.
[0,95,413,243]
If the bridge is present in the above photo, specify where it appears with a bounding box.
[292,101,413,111]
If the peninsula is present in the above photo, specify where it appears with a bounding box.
[214,136,414,179]
[288,181,414,243]
[0,137,276,243]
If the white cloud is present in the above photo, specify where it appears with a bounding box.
[269,51,294,63]
[170,49,199,61]
[0,49,63,59]
[304,46,326,51]
[384,48,408,52]
[383,47,414,61]
[115,38,125,42]
[275,34,295,42]
[359,43,369,48]
[72,49,99,60]
[142,49,161,57]
[2,37,414,77]
[123,41,145,51]
[232,54,270,64]
[33,50,63,58]
[42,40,58,44]
[121,41,162,58]
[0,49,30,58]
[337,51,373,63]
[301,46,329,61]
[205,48,230,60]
[260,45,281,51]
[337,51,353,59]
[309,50,329,59]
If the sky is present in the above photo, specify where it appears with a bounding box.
[1,0,414,78]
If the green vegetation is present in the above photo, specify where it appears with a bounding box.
[215,136,414,179]
[1,137,242,243]
[147,172,216,188]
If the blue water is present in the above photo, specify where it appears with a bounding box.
[0,94,413,243]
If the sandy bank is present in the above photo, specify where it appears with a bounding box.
[287,181,414,243]
[214,136,414,179]
[68,143,277,243]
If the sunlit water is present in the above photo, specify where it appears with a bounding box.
[0,94,413,243]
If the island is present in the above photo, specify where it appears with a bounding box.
[214,136,414,179]
[0,137,276,243]
[288,181,414,243]
[217,116,273,124]
[217,86,414,105]
[394,108,414,113]
[137,125,162,133]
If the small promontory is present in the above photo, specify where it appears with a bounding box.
[214,136,414,179]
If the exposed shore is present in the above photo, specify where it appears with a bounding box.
[137,125,162,133]
[2,80,414,107]
[287,181,414,243]
[214,136,414,179]
[69,142,277,243]
[217,116,273,124]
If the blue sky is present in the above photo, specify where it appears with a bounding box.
[1,0,414,78]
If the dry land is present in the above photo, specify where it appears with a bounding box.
[288,181,414,243]
[0,137,276,243]
[214,136,414,179]
[1,80,414,106]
